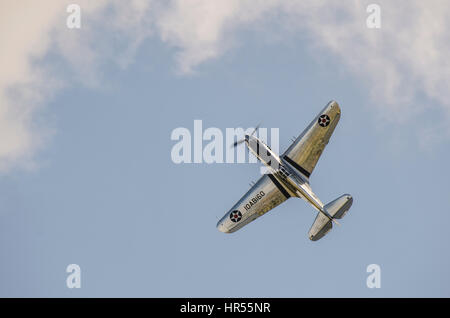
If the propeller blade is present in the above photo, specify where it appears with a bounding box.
[230,122,261,148]
[231,139,245,148]
[250,122,261,136]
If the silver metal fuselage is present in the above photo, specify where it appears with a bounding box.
[245,135,324,212]
[216,135,326,233]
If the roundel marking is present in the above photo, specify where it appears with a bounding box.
[318,114,330,127]
[230,210,242,223]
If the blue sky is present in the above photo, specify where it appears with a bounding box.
[1,1,450,297]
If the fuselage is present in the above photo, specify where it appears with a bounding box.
[245,135,325,213]
[216,135,330,234]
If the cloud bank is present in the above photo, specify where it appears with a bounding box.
[1,0,449,171]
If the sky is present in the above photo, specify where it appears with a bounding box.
[0,0,450,297]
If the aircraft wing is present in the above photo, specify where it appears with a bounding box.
[282,100,341,179]
[217,173,290,233]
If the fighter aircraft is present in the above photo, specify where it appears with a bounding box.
[217,100,352,241]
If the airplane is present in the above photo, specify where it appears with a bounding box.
[216,100,353,241]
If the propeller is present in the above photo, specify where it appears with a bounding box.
[232,139,246,147]
[249,122,261,137]
[231,123,261,148]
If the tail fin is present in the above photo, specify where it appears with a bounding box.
[308,194,353,241]
[325,194,353,219]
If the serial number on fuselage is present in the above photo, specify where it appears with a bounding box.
[243,191,265,211]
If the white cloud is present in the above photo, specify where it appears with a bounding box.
[156,0,280,74]
[158,0,450,118]
[0,1,65,171]
[0,0,154,172]
[1,0,450,172]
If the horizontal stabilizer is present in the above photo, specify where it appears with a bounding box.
[308,194,353,241]
[308,213,332,241]
[325,194,353,219]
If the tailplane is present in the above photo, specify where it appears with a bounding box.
[308,194,353,241]
[325,194,353,219]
